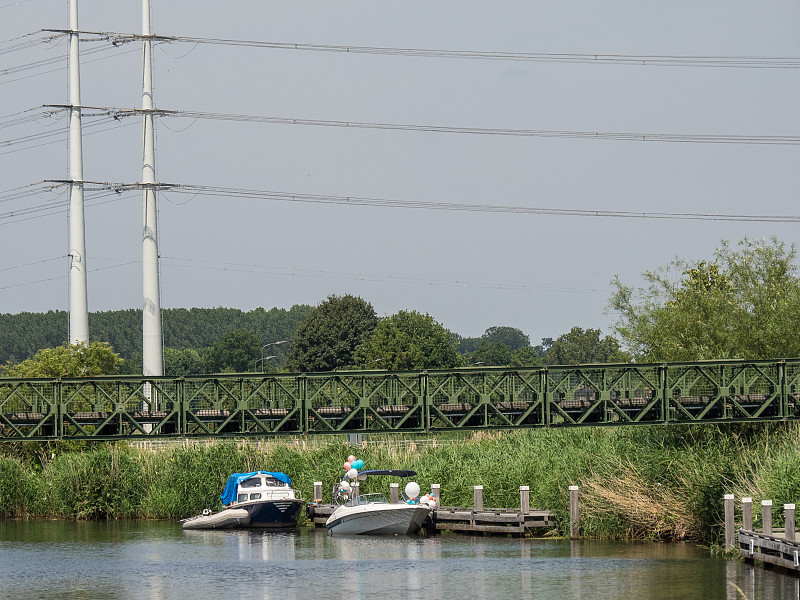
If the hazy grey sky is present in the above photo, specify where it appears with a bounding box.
[2,1,799,345]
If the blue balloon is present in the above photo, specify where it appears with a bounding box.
[352,459,364,470]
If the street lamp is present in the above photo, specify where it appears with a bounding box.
[254,355,276,372]
[259,340,287,372]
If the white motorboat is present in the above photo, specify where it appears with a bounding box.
[325,469,434,536]
[182,471,303,530]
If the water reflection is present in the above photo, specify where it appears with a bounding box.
[1,520,800,600]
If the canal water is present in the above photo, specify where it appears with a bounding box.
[0,520,797,600]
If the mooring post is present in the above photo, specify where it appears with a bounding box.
[569,485,580,540]
[431,483,441,505]
[763,500,773,535]
[742,497,753,531]
[520,485,530,515]
[724,494,735,549]
[390,482,399,504]
[313,481,323,503]
[786,504,796,541]
[474,485,484,511]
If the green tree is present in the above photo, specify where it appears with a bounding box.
[509,346,543,367]
[205,329,261,373]
[609,237,800,361]
[545,326,630,365]
[1,341,123,377]
[163,347,205,376]
[481,326,530,350]
[468,341,513,366]
[355,310,460,370]
[286,295,378,372]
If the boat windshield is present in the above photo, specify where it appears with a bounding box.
[347,493,387,507]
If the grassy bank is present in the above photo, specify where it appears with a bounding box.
[2,424,798,543]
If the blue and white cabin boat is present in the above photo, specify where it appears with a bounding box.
[182,471,303,530]
[221,471,304,528]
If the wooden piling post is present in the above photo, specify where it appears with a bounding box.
[742,497,752,531]
[474,485,484,511]
[763,500,773,535]
[520,485,530,515]
[313,481,323,503]
[431,483,440,505]
[786,504,796,541]
[390,483,399,504]
[724,494,735,549]
[569,485,579,540]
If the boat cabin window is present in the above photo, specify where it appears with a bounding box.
[249,493,261,500]
[240,477,262,488]
[237,493,248,503]
[264,477,284,487]
[347,493,387,507]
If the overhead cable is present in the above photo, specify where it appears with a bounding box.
[30,180,800,224]
[43,104,800,147]
[43,29,800,69]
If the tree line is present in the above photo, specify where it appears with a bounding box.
[3,237,798,377]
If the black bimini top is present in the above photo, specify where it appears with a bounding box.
[356,469,417,478]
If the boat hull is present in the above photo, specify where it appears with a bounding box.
[326,503,430,536]
[243,498,304,528]
[181,508,250,530]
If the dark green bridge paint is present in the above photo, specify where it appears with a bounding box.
[2,358,800,441]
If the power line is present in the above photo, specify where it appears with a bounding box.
[39,104,800,147]
[28,180,800,224]
[44,29,800,69]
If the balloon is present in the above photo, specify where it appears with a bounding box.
[347,455,356,463]
[343,461,351,471]
[352,459,364,470]
[405,482,420,499]
[339,481,351,494]
[347,468,358,480]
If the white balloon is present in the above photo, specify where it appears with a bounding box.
[339,481,351,493]
[405,481,420,499]
[347,468,358,480]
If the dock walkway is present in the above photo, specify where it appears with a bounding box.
[306,503,555,536]
[738,529,800,571]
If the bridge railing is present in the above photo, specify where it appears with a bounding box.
[1,358,798,440]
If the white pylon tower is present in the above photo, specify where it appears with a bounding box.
[67,0,89,344]
[141,0,163,377]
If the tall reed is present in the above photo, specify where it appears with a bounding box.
[1,424,798,544]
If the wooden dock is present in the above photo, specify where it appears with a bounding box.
[305,503,556,536]
[738,530,800,571]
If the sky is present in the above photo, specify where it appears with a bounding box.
[2,0,799,346]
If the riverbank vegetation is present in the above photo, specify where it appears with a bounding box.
[1,423,798,544]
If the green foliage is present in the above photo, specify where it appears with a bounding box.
[509,346,543,367]
[355,310,460,370]
[1,341,123,378]
[0,455,32,517]
[163,347,205,376]
[0,305,313,367]
[205,329,261,373]
[287,295,378,372]
[468,341,513,366]
[3,424,800,544]
[545,326,630,365]
[481,326,530,350]
[456,326,531,355]
[610,237,800,361]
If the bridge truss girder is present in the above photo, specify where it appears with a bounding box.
[0,359,798,441]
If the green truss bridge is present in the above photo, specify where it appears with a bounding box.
[2,358,800,441]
